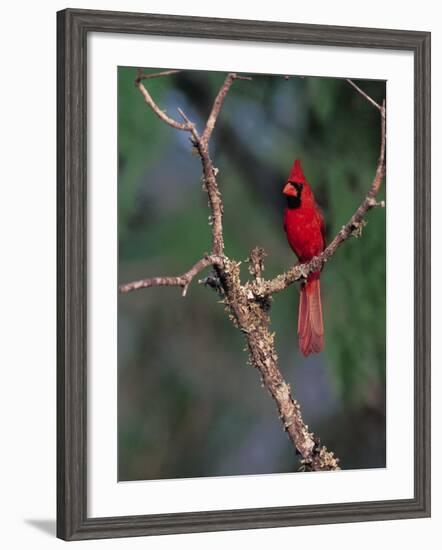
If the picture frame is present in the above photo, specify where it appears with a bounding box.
[57,7,431,541]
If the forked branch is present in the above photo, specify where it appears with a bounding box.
[120,71,386,472]
[134,70,249,256]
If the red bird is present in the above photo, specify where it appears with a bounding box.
[283,159,325,356]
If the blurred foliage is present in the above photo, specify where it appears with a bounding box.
[118,67,386,481]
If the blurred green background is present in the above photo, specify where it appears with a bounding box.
[118,68,386,481]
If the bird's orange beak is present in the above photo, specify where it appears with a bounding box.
[283,182,297,197]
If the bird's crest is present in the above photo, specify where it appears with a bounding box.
[289,159,306,183]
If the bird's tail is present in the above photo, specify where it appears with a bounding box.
[298,278,324,356]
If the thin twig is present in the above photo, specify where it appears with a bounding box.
[136,79,191,131]
[135,69,181,83]
[177,108,200,141]
[347,78,382,112]
[202,73,250,145]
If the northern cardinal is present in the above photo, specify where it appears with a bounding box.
[283,159,325,356]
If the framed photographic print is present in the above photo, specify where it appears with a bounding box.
[57,8,431,541]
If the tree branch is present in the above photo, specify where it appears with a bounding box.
[119,255,222,297]
[225,272,339,471]
[120,73,385,472]
[195,73,251,254]
[135,69,193,132]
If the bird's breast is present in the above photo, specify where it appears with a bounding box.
[284,207,324,262]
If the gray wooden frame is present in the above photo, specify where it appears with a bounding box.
[57,8,431,541]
